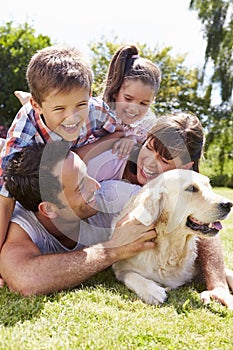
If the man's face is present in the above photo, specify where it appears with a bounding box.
[54,152,100,221]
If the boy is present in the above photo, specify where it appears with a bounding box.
[0,45,124,279]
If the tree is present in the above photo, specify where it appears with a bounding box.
[190,0,233,180]
[0,22,51,127]
[190,0,233,103]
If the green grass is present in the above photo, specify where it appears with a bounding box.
[0,188,233,350]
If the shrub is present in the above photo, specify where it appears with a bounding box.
[210,174,233,188]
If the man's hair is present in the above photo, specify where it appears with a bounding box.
[3,141,71,212]
[26,45,93,105]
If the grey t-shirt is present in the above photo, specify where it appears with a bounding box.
[10,180,140,253]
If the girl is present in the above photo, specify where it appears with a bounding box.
[102,44,161,157]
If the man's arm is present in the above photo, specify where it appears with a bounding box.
[0,221,156,296]
[0,196,15,249]
[197,236,233,309]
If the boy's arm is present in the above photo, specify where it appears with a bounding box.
[0,220,156,296]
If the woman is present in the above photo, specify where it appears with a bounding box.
[86,111,204,184]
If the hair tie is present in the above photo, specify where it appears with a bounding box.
[124,54,140,76]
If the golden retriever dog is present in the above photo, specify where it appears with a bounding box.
[113,169,233,305]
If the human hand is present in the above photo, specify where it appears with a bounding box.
[104,228,156,262]
[113,213,156,244]
[200,287,233,310]
[112,136,137,158]
[103,213,156,260]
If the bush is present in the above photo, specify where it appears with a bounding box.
[227,175,233,188]
[210,174,233,188]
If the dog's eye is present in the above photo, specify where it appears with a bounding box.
[185,185,199,193]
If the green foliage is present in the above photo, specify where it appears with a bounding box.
[200,102,233,179]
[0,22,51,127]
[0,189,232,349]
[190,0,233,102]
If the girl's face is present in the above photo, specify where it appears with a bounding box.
[114,79,154,125]
[136,141,184,185]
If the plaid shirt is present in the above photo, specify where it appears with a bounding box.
[0,96,116,197]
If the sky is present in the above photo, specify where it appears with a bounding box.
[1,0,207,68]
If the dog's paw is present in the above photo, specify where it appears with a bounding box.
[136,280,168,305]
[115,270,168,305]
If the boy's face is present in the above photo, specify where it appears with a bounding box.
[32,87,90,141]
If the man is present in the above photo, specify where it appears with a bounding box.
[1,141,233,310]
[0,141,156,295]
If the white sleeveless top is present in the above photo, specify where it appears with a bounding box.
[11,180,141,253]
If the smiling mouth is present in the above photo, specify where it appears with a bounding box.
[141,166,158,179]
[86,193,96,204]
[61,123,80,133]
[125,112,138,120]
[186,216,222,236]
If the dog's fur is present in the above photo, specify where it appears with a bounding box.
[113,169,233,305]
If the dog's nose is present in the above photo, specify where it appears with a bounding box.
[219,201,233,213]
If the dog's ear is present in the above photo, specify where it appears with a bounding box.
[166,182,193,233]
[130,180,166,226]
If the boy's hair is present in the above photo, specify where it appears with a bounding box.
[102,45,161,109]
[26,45,93,105]
[147,112,205,172]
[3,141,71,212]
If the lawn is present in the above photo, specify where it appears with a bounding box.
[0,187,233,350]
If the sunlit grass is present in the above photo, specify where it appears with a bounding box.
[0,188,232,349]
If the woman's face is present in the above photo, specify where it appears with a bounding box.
[136,140,184,185]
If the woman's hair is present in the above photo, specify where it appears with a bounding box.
[102,45,161,109]
[128,112,205,174]
[26,45,93,105]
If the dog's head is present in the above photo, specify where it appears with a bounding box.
[129,169,232,237]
